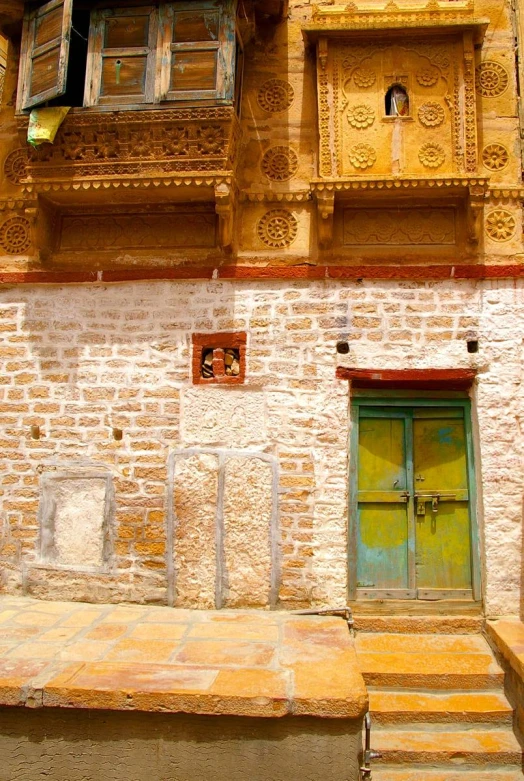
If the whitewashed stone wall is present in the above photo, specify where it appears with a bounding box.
[0,279,522,616]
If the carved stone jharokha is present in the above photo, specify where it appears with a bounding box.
[16,107,241,251]
[303,0,490,250]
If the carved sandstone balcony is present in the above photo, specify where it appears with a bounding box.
[16,106,241,249]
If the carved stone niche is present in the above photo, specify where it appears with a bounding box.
[303,0,489,249]
[16,107,241,251]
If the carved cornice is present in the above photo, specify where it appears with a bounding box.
[305,0,488,40]
[240,191,312,202]
[17,107,241,191]
[23,174,234,196]
[311,176,490,193]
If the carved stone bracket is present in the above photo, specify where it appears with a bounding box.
[316,190,335,249]
[215,183,237,251]
[467,184,488,244]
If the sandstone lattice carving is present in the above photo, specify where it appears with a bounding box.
[4,148,29,185]
[482,143,509,171]
[0,216,31,255]
[257,79,294,113]
[257,209,298,248]
[418,142,445,169]
[347,104,375,129]
[418,102,445,127]
[261,147,298,181]
[475,62,509,97]
[349,143,377,170]
[485,209,515,242]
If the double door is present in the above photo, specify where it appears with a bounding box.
[353,403,478,600]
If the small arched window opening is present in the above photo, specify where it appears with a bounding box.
[385,84,409,117]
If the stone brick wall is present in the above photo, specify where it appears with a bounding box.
[0,278,522,616]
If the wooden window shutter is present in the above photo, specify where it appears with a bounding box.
[85,6,158,107]
[158,0,236,103]
[18,0,73,111]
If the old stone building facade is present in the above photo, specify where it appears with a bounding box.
[0,0,523,620]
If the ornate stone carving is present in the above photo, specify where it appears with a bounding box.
[475,61,509,97]
[257,209,298,248]
[257,79,294,113]
[418,143,445,169]
[4,148,29,185]
[463,36,477,173]
[485,209,516,242]
[418,102,445,128]
[482,143,509,172]
[416,67,439,87]
[349,143,376,170]
[310,1,477,31]
[347,104,375,129]
[0,216,32,255]
[17,108,240,188]
[261,147,298,181]
[343,208,455,245]
[59,208,216,251]
[353,67,376,88]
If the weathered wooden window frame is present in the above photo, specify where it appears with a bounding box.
[85,5,159,106]
[18,0,237,111]
[18,0,73,111]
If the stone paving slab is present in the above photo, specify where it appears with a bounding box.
[0,596,367,719]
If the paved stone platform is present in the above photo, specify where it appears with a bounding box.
[0,596,367,719]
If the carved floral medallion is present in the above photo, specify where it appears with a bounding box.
[4,148,29,185]
[347,104,375,129]
[485,209,516,242]
[261,146,298,181]
[482,143,509,171]
[257,209,298,248]
[257,79,294,113]
[0,216,32,255]
[418,102,445,127]
[418,142,445,169]
[475,62,509,98]
[353,67,376,88]
[416,67,439,87]
[349,143,377,170]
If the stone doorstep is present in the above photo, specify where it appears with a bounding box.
[0,597,368,720]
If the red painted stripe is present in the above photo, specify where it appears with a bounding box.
[0,265,524,285]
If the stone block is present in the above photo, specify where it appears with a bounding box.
[38,471,113,570]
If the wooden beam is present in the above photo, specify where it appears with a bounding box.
[336,367,477,390]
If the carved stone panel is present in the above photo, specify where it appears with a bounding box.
[343,207,456,246]
[316,34,477,179]
[59,208,216,252]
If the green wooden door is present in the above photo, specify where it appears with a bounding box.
[355,404,474,600]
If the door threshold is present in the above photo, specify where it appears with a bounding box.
[350,599,483,616]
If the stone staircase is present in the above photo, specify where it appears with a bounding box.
[354,624,524,781]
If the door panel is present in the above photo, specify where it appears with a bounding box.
[354,404,475,601]
[413,413,472,597]
[357,416,411,593]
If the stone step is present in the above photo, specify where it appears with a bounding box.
[356,633,489,654]
[356,631,505,689]
[354,616,483,634]
[370,769,524,781]
[372,727,523,766]
[369,689,514,724]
